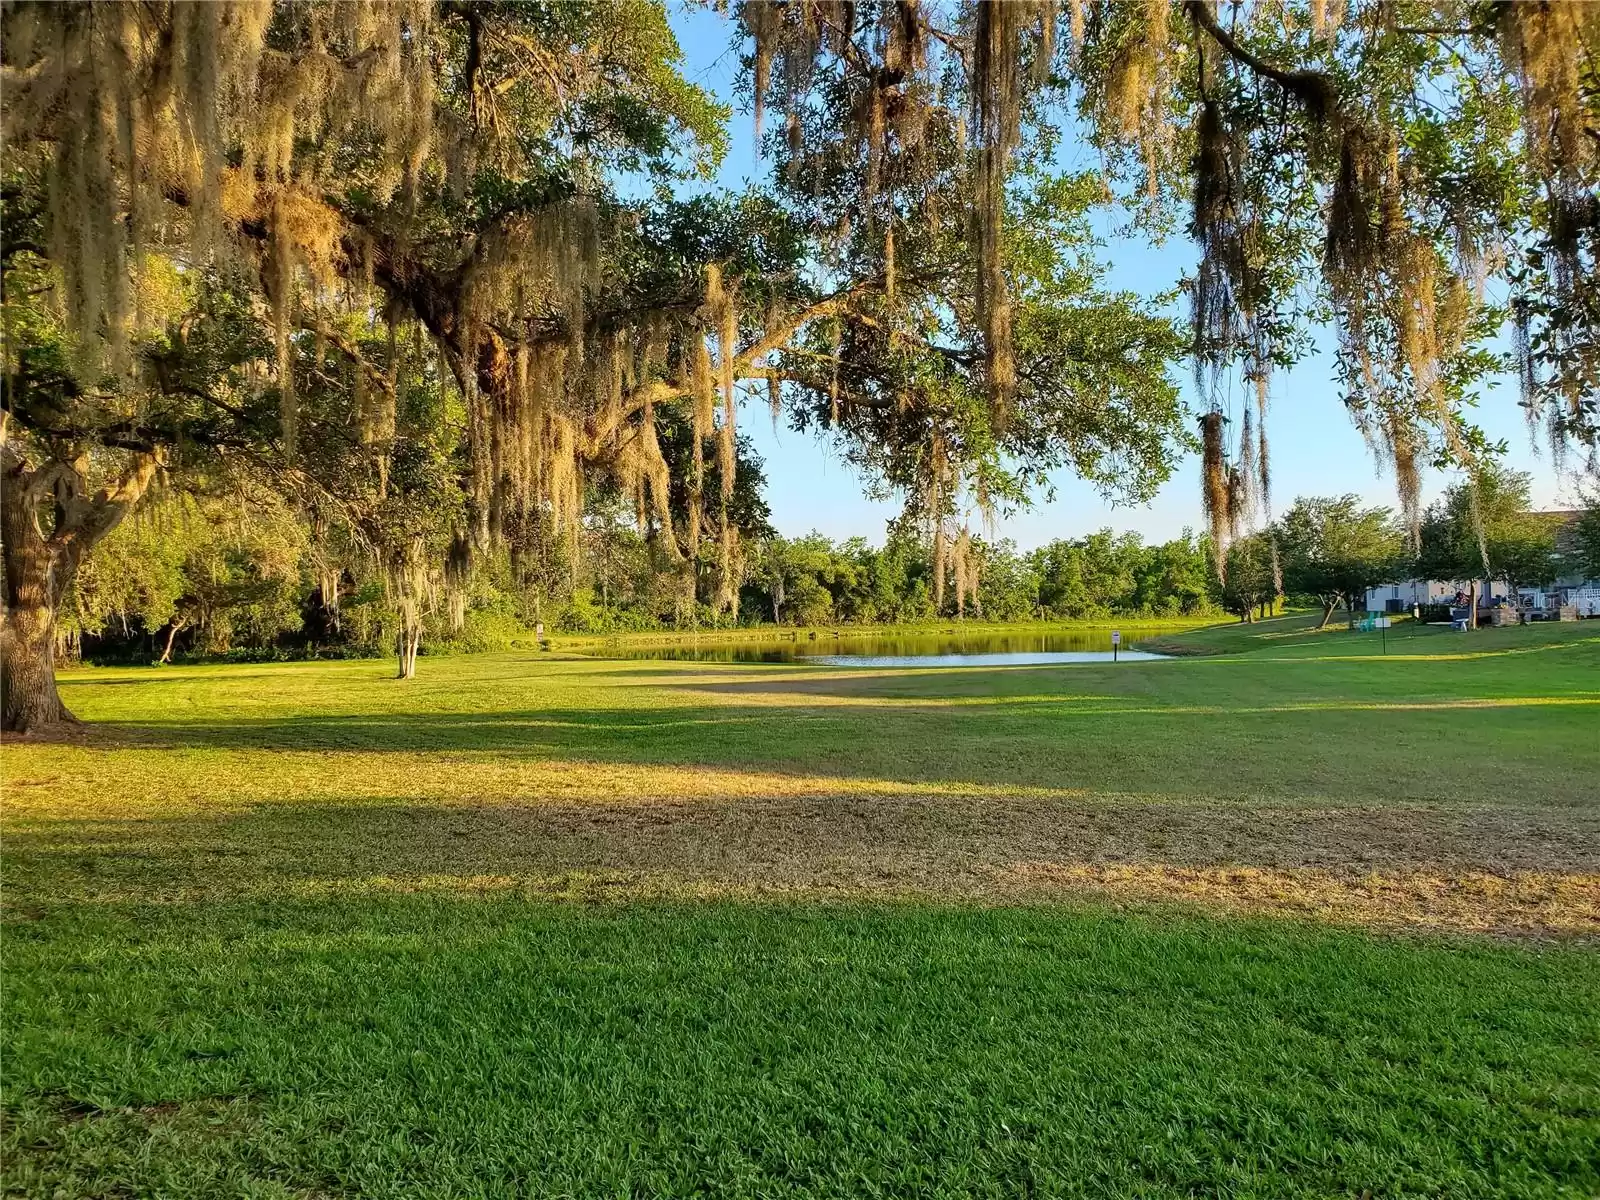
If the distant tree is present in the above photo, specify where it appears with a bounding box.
[1416,465,1558,622]
[746,537,792,625]
[1215,534,1278,622]
[1026,528,1216,618]
[745,534,851,626]
[1275,496,1407,625]
[855,528,934,623]
[1569,473,1600,582]
[1032,531,1134,619]
[1131,532,1214,616]
[974,540,1041,622]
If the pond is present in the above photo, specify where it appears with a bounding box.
[598,628,1170,666]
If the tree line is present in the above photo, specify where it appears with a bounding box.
[70,511,1219,662]
[67,460,1596,663]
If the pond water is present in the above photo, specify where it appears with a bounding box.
[600,629,1169,666]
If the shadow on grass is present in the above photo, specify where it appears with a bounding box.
[75,686,1599,806]
[8,786,1600,912]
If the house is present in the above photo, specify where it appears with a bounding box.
[1364,579,1461,613]
[1364,510,1600,618]
[1363,577,1523,615]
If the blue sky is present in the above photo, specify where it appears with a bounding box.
[665,7,1573,548]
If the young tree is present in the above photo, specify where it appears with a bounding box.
[1492,528,1563,601]
[1567,471,1600,583]
[1275,496,1407,625]
[1215,533,1278,623]
[1416,465,1558,623]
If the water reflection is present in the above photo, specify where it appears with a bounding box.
[601,629,1168,665]
[811,649,1166,667]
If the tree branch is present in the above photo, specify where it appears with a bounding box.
[1184,1,1339,123]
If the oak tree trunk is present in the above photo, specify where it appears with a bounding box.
[1,496,73,734]
[3,446,159,734]
[2,598,72,733]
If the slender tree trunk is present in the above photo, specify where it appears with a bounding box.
[397,616,421,679]
[1468,579,1478,630]
[159,618,186,664]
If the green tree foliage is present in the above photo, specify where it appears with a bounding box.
[1032,530,1213,619]
[71,485,307,660]
[1571,475,1600,582]
[974,540,1041,623]
[1215,533,1279,623]
[738,527,1215,627]
[745,533,925,627]
[774,163,1189,549]
[1275,496,1407,625]
[1417,465,1561,598]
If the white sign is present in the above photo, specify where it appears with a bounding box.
[1111,630,1121,645]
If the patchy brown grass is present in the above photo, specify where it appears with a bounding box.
[6,629,1598,938]
[9,785,1596,936]
[1000,864,1600,938]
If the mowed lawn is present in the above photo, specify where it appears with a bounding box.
[4,616,1599,1197]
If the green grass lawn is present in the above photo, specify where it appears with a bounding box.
[4,616,1598,1197]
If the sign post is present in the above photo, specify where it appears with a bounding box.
[1111,629,1120,662]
